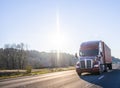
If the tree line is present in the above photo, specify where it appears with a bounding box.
[0,43,27,69]
[0,43,76,70]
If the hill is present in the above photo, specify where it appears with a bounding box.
[112,56,120,64]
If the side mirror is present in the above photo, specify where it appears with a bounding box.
[75,53,78,59]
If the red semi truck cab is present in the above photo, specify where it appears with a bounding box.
[76,41,112,75]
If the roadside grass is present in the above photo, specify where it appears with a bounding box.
[31,66,75,75]
[0,67,75,79]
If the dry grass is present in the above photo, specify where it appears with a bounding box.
[0,66,75,79]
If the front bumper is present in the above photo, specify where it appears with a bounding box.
[76,67,99,74]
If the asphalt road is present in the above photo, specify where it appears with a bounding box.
[0,64,120,88]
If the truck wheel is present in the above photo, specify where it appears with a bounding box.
[98,68,102,75]
[104,64,108,72]
[109,64,112,70]
[77,72,81,76]
[98,64,103,75]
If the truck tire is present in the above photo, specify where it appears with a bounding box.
[104,64,108,72]
[77,72,81,76]
[109,64,112,70]
[97,71,102,75]
[98,64,103,75]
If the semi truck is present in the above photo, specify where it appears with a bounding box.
[75,41,112,75]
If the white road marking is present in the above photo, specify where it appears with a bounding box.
[98,75,104,80]
[85,75,104,88]
[108,70,113,72]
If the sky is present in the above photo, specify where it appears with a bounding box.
[0,0,120,58]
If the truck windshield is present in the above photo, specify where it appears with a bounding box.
[80,49,98,56]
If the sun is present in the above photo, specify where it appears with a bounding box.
[51,32,65,51]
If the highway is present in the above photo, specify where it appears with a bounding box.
[0,64,120,88]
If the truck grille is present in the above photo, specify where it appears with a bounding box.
[80,61,85,68]
[80,59,92,69]
[87,60,92,68]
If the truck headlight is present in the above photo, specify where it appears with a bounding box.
[94,64,99,67]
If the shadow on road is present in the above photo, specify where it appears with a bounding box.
[78,69,120,88]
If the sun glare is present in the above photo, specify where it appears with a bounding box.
[48,8,68,62]
[51,33,65,51]
[55,9,61,51]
